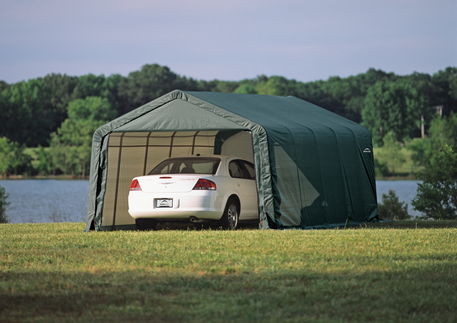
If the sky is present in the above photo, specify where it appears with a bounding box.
[1,0,456,84]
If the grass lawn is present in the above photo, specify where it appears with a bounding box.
[1,222,456,322]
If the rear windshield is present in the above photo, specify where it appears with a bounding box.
[148,158,221,175]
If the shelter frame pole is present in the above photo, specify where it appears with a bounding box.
[169,132,177,157]
[191,131,200,155]
[112,133,125,231]
[143,132,152,175]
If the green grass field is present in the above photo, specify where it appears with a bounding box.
[1,222,456,323]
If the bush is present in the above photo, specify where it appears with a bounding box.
[412,144,457,220]
[378,190,411,220]
[0,185,10,223]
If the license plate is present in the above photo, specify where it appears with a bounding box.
[156,198,173,208]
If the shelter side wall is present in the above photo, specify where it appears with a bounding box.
[266,123,377,229]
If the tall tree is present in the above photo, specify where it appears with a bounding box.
[118,64,181,112]
[408,113,457,167]
[41,73,80,136]
[431,67,457,116]
[234,83,258,94]
[0,79,53,146]
[378,131,405,176]
[50,97,115,176]
[398,72,440,137]
[0,137,32,176]
[255,76,297,96]
[71,73,126,117]
[361,80,433,145]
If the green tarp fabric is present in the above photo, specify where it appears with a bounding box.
[85,90,378,231]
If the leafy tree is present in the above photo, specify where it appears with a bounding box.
[407,138,432,168]
[0,74,80,147]
[118,64,182,112]
[0,81,8,93]
[50,97,115,176]
[2,65,456,153]
[412,144,457,220]
[374,158,389,177]
[0,137,32,177]
[431,67,457,116]
[295,68,398,123]
[378,190,411,220]
[234,84,258,94]
[255,76,296,96]
[0,185,10,223]
[398,73,439,138]
[0,79,53,146]
[320,76,361,121]
[102,74,125,116]
[66,96,115,121]
[428,113,457,150]
[34,146,54,176]
[72,73,125,115]
[295,81,338,112]
[193,79,239,93]
[73,74,108,99]
[41,73,80,133]
[408,113,457,167]
[361,80,431,145]
[377,131,405,176]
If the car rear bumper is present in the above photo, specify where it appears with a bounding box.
[128,191,225,220]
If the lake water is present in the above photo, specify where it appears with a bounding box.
[0,179,89,224]
[376,180,422,217]
[0,179,422,224]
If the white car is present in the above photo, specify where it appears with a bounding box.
[128,155,258,230]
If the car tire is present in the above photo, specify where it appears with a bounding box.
[135,218,157,231]
[220,198,239,230]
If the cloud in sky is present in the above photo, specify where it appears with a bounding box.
[1,0,456,84]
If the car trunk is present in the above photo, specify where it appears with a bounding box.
[137,175,201,193]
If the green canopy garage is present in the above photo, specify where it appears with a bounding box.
[85,90,379,231]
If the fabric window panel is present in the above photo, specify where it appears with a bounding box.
[145,147,171,174]
[114,146,147,226]
[122,133,148,146]
[150,137,172,145]
[194,133,217,146]
[173,136,194,146]
[108,133,122,146]
[193,147,214,156]
[101,145,120,227]
[170,147,193,157]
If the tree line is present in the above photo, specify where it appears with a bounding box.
[0,64,456,177]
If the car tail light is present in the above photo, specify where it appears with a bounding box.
[130,179,142,191]
[192,179,216,190]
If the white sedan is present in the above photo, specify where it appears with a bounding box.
[128,155,258,230]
